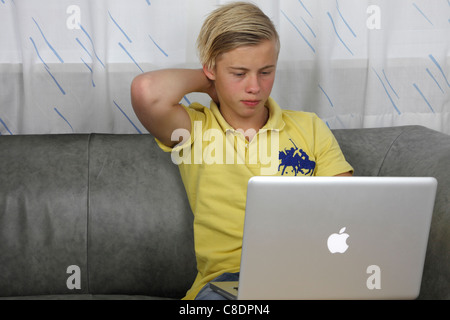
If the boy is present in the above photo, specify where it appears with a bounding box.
[131,2,353,300]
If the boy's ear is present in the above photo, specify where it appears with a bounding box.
[203,65,216,81]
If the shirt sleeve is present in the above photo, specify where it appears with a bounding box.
[312,115,354,176]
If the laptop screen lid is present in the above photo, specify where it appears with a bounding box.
[237,176,437,300]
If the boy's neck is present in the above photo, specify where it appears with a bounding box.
[218,104,269,141]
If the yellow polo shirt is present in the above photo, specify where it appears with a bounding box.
[156,97,353,300]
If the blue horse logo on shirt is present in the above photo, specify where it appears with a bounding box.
[278,139,316,176]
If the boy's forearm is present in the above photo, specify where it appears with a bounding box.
[136,68,211,107]
[131,68,212,145]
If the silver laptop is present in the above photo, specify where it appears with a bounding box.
[211,176,437,300]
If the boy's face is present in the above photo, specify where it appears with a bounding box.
[204,39,278,126]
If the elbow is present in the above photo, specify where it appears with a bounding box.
[130,73,165,133]
[131,74,156,113]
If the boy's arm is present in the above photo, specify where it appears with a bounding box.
[130,69,215,147]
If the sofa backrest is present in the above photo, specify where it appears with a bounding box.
[0,125,448,299]
[0,134,196,298]
[87,134,197,298]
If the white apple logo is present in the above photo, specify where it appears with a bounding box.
[327,227,349,253]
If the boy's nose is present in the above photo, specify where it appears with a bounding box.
[245,75,260,94]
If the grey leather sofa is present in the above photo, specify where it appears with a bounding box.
[0,125,448,300]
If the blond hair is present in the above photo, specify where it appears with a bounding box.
[197,2,280,70]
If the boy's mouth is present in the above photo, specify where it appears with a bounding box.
[241,100,260,107]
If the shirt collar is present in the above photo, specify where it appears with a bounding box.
[210,96,286,133]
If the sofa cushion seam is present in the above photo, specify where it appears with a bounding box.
[376,126,412,176]
[86,133,92,294]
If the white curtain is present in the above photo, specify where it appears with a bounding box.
[0,0,448,135]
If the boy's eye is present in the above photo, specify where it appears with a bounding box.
[261,70,273,75]
[231,70,273,77]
